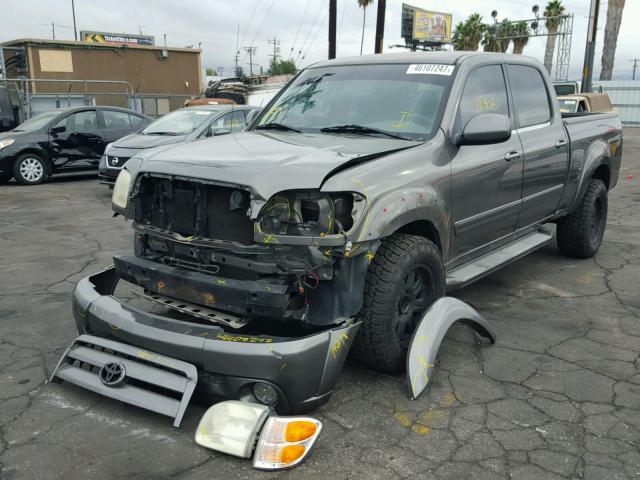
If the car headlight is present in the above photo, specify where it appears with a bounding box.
[258,191,365,237]
[112,168,132,209]
[0,138,15,150]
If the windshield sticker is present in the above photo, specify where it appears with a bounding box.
[391,112,413,128]
[406,64,454,75]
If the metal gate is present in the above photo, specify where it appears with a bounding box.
[593,80,640,127]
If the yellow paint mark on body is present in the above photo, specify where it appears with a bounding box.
[365,251,375,262]
[330,333,350,359]
[216,334,273,343]
[216,279,226,286]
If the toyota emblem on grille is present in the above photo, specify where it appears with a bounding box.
[99,361,126,386]
[111,157,119,166]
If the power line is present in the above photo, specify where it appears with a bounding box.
[302,8,329,65]
[243,46,257,76]
[290,0,313,57]
[240,0,277,67]
[297,0,327,62]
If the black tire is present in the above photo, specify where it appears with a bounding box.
[352,233,445,374]
[556,179,608,258]
[13,153,47,185]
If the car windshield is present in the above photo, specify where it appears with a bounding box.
[558,99,578,113]
[255,63,454,141]
[142,109,219,135]
[13,110,62,131]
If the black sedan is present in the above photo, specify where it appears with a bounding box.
[98,105,257,186]
[0,106,151,185]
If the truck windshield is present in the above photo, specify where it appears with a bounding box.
[142,109,219,135]
[558,99,578,113]
[256,63,453,141]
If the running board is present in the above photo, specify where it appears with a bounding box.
[446,229,553,290]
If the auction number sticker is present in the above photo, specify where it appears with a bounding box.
[406,64,455,75]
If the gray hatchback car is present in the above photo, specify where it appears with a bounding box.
[98,104,257,186]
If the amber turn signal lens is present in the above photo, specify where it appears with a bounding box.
[280,445,306,463]
[285,421,317,442]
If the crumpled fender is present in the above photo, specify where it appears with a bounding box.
[406,297,496,400]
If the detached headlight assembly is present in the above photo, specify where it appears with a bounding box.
[258,191,365,237]
[0,138,15,150]
[112,168,132,209]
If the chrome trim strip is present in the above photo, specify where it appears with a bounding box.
[511,121,551,135]
[455,198,522,228]
[522,184,563,203]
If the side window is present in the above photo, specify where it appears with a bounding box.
[508,65,552,128]
[230,111,245,131]
[129,114,145,126]
[458,65,509,128]
[102,110,132,129]
[55,110,98,132]
[213,113,232,129]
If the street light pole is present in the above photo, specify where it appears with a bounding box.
[71,0,78,41]
[581,0,600,93]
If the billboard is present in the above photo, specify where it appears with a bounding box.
[401,4,452,44]
[80,31,155,46]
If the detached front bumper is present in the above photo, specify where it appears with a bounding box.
[67,266,360,416]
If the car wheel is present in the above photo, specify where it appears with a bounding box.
[556,179,608,258]
[352,233,445,374]
[13,154,46,185]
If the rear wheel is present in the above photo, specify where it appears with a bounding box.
[352,234,445,374]
[13,154,46,185]
[556,179,608,258]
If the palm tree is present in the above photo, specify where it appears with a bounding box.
[496,19,513,53]
[543,0,566,74]
[482,27,501,53]
[358,0,374,55]
[512,21,530,54]
[453,22,469,51]
[465,14,485,51]
[599,0,626,80]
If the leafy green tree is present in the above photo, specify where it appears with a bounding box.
[496,19,513,53]
[268,59,297,75]
[452,13,485,51]
[205,67,218,76]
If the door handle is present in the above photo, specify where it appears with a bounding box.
[504,151,521,161]
[555,139,568,148]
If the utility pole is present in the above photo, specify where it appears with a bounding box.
[328,0,337,59]
[267,37,280,68]
[243,46,257,76]
[374,0,386,54]
[218,66,225,77]
[51,22,56,40]
[71,0,78,41]
[581,0,600,93]
[630,58,640,80]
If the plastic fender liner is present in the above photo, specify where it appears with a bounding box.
[406,297,496,400]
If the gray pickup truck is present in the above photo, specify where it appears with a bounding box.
[53,52,622,422]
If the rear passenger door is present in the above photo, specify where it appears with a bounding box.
[450,64,524,260]
[100,109,142,145]
[507,64,569,228]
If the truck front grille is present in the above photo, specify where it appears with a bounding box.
[134,176,253,244]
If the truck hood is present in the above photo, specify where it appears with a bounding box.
[137,131,420,200]
[113,132,188,149]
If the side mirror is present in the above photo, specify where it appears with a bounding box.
[455,114,511,146]
[50,125,66,134]
[245,109,261,126]
[212,128,232,136]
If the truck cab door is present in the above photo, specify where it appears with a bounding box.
[49,109,103,169]
[449,64,524,261]
[506,64,569,228]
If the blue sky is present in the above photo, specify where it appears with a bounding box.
[1,0,637,80]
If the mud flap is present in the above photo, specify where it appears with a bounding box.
[406,297,496,400]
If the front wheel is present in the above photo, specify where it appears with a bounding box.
[13,154,46,185]
[556,179,608,258]
[352,234,445,374]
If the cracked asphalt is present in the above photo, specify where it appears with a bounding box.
[1,130,639,480]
